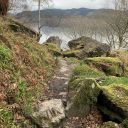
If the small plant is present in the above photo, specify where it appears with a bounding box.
[0,108,18,128]
[0,109,13,124]
[16,81,33,115]
[0,44,11,63]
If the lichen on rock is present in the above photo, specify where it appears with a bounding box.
[85,57,124,76]
[98,84,128,122]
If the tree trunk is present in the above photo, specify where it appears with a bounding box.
[0,0,9,15]
[38,0,41,34]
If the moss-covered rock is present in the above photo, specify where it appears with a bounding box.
[100,121,120,128]
[109,51,128,76]
[68,79,101,117]
[45,36,62,48]
[44,43,62,56]
[98,84,128,122]
[63,50,81,58]
[9,19,41,39]
[85,57,123,76]
[100,77,128,86]
[68,36,110,58]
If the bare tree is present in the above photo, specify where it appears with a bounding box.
[105,0,128,49]
[33,0,52,33]
[9,0,29,13]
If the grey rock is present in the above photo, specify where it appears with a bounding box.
[32,99,65,128]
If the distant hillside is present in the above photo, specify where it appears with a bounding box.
[15,8,96,23]
[87,9,114,19]
[15,8,114,27]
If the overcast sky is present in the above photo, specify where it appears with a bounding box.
[52,0,112,9]
[30,0,113,10]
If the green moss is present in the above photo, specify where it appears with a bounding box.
[0,43,12,63]
[86,57,122,64]
[100,77,128,86]
[0,108,19,128]
[65,57,82,64]
[63,50,81,58]
[102,84,128,116]
[69,79,101,117]
[69,77,87,91]
[100,121,119,128]
[0,17,57,127]
[73,64,105,78]
[45,43,62,56]
[85,57,123,76]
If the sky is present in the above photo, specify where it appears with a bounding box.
[52,0,111,9]
[30,0,113,10]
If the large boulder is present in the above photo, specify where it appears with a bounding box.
[98,84,128,122]
[45,36,62,48]
[32,99,65,128]
[68,37,110,58]
[109,51,128,76]
[44,36,62,56]
[68,79,101,117]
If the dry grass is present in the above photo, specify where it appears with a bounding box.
[0,16,57,127]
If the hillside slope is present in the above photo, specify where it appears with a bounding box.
[15,8,96,25]
[0,17,58,127]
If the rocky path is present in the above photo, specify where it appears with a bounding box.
[33,58,103,128]
[46,58,74,102]
[32,58,75,128]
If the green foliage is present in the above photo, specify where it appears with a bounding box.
[0,43,11,63]
[0,109,13,124]
[16,81,33,115]
[0,17,57,127]
[0,109,18,128]
[45,43,62,56]
[100,77,128,86]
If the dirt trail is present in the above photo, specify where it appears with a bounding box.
[45,57,74,103]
